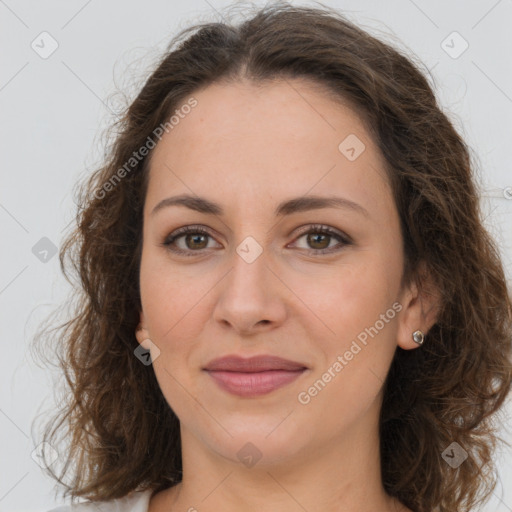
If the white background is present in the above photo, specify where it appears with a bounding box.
[1,1,511,511]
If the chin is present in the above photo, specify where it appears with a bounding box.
[200,419,309,468]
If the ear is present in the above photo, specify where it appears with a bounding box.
[396,261,441,350]
[135,311,152,350]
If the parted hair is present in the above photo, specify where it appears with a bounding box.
[33,2,512,511]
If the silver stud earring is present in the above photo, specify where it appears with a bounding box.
[412,330,425,345]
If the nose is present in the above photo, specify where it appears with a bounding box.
[212,242,287,336]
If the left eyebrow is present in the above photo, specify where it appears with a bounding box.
[150,193,369,218]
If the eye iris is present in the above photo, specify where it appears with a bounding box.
[170,227,340,253]
[307,233,330,249]
[186,233,208,250]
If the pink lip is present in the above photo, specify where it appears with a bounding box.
[203,355,308,397]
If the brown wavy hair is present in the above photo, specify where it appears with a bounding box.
[32,2,512,511]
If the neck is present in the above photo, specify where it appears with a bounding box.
[153,398,409,512]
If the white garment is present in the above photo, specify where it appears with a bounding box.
[46,489,153,512]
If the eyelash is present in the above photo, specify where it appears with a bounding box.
[162,224,352,257]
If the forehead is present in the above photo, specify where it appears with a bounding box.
[146,79,391,216]
[154,78,373,154]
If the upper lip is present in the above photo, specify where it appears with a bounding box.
[203,355,308,372]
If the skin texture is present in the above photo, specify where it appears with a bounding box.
[136,78,439,512]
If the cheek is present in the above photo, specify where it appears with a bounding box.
[296,268,399,427]
[139,247,208,340]
[139,254,207,415]
[298,253,402,404]
[299,256,400,341]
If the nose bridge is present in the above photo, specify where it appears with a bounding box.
[212,232,286,332]
[225,209,273,280]
[228,233,272,298]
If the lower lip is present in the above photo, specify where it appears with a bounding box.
[205,369,306,397]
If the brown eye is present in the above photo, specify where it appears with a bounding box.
[306,232,331,250]
[290,224,352,255]
[182,233,209,250]
[163,226,220,256]
[163,224,351,257]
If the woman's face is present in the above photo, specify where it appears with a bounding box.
[137,79,421,467]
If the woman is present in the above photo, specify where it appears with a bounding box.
[37,2,512,512]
